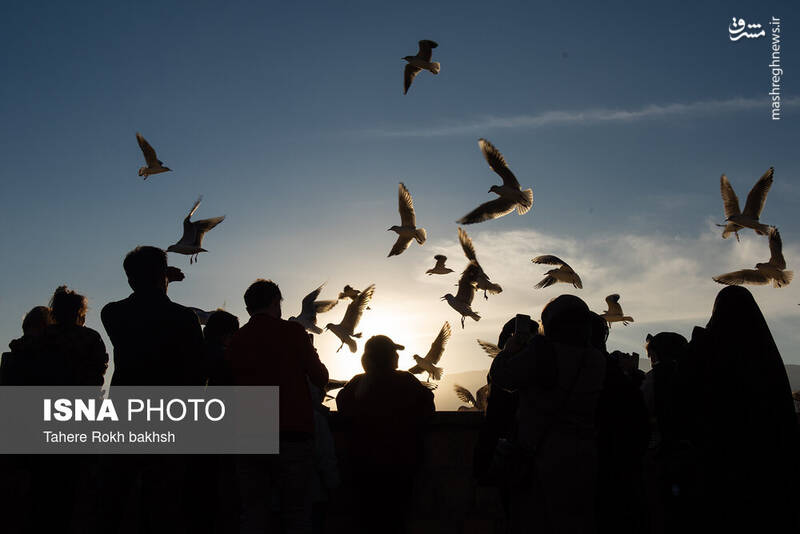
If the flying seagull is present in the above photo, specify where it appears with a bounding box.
[426,255,454,275]
[388,182,427,257]
[601,294,634,326]
[167,196,225,264]
[136,132,171,179]
[457,139,533,224]
[403,39,440,94]
[717,167,774,241]
[713,227,792,288]
[443,261,482,328]
[337,284,371,310]
[532,255,583,289]
[458,227,502,299]
[454,384,490,412]
[408,322,451,381]
[477,339,500,358]
[326,283,375,352]
[288,284,339,334]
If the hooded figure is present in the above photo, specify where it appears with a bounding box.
[683,286,799,531]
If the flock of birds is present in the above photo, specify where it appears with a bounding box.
[131,39,790,410]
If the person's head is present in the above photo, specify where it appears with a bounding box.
[707,286,761,334]
[588,311,609,354]
[361,335,404,373]
[244,279,282,318]
[22,306,52,336]
[497,314,540,349]
[645,332,688,367]
[49,286,88,326]
[203,310,240,347]
[541,295,591,347]
[123,246,168,293]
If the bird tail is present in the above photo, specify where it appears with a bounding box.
[470,311,481,321]
[535,276,555,289]
[517,189,534,215]
[774,271,793,288]
[429,62,441,74]
[622,316,634,323]
[352,332,363,339]
[430,365,443,381]
[415,227,427,245]
[308,325,323,335]
[345,337,358,353]
[486,281,503,294]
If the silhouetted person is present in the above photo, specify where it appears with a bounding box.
[591,312,649,534]
[308,379,339,534]
[102,246,204,386]
[226,279,328,534]
[203,309,239,385]
[682,286,800,532]
[96,246,204,534]
[490,295,606,534]
[0,306,52,385]
[336,335,435,534]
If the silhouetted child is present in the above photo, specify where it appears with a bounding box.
[336,335,435,534]
[203,309,239,385]
[0,306,52,385]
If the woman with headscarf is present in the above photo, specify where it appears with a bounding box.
[683,286,799,531]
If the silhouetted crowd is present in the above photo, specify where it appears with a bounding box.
[1,245,798,533]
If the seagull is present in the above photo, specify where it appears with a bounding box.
[288,284,339,334]
[454,384,490,412]
[136,132,171,179]
[601,294,634,326]
[717,167,774,241]
[458,227,502,299]
[457,139,533,224]
[403,39,440,94]
[477,339,500,358]
[166,196,225,264]
[532,255,583,289]
[325,283,375,353]
[426,255,454,275]
[713,227,793,288]
[408,322,451,382]
[443,262,481,328]
[388,182,427,257]
[337,285,371,310]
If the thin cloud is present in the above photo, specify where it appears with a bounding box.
[369,96,800,137]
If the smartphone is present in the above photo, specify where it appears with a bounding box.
[514,314,532,336]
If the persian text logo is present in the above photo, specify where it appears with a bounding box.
[728,17,765,41]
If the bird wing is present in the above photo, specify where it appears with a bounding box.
[424,322,451,364]
[566,270,583,289]
[720,175,741,218]
[476,384,490,411]
[434,255,447,268]
[457,197,518,225]
[398,182,417,227]
[177,197,204,245]
[477,339,500,357]
[404,64,422,94]
[458,227,477,262]
[713,269,770,286]
[300,284,324,317]
[532,255,569,267]
[768,227,786,269]
[136,132,161,166]
[314,299,339,314]
[453,385,477,407]
[417,39,438,62]
[479,138,521,189]
[408,364,424,375]
[605,294,623,315]
[421,381,438,391]
[388,235,414,257]
[742,167,774,218]
[534,275,557,289]
[455,262,480,305]
[192,216,225,247]
[340,283,375,332]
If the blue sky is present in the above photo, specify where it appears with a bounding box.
[1,1,798,394]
